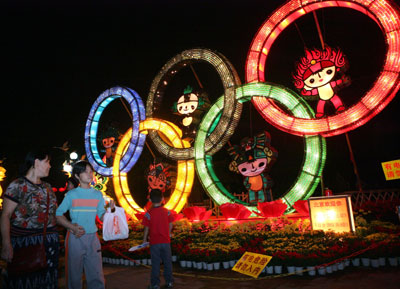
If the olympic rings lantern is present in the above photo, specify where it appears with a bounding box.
[146,48,242,160]
[113,119,195,219]
[194,82,326,213]
[85,87,146,177]
[246,0,400,137]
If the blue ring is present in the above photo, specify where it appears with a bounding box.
[85,86,146,176]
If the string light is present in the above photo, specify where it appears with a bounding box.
[85,86,146,176]
[245,0,400,137]
[113,119,194,219]
[194,82,326,214]
[146,48,242,160]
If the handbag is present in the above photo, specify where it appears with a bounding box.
[7,188,50,276]
[102,206,129,241]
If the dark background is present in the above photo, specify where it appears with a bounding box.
[1,0,399,206]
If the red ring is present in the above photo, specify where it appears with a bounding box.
[245,0,400,137]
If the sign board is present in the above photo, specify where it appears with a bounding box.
[381,159,400,181]
[308,195,355,233]
[232,252,272,278]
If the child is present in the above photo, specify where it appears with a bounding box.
[143,189,174,289]
[56,160,114,289]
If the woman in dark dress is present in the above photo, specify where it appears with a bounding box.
[1,149,59,289]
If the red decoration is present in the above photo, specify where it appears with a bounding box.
[182,206,212,222]
[293,200,310,216]
[170,210,184,222]
[135,212,145,221]
[257,200,287,217]
[220,203,252,220]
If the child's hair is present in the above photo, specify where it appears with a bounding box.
[19,148,51,176]
[150,189,163,203]
[67,176,79,188]
[72,160,93,178]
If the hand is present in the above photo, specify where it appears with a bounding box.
[109,200,115,212]
[1,242,13,262]
[71,223,85,238]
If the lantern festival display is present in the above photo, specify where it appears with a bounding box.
[227,131,278,204]
[219,203,252,220]
[112,119,194,219]
[83,0,400,220]
[246,0,400,137]
[171,85,210,141]
[85,86,146,177]
[293,46,351,118]
[194,82,326,214]
[146,48,242,160]
[98,124,121,167]
[182,206,212,222]
[144,160,175,210]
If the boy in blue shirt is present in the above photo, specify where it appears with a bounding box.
[56,161,114,289]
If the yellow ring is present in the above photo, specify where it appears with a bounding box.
[113,118,194,220]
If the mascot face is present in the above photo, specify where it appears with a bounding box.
[237,158,268,177]
[102,137,115,148]
[304,65,336,88]
[147,172,167,191]
[177,93,199,116]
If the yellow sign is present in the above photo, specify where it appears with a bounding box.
[232,252,272,278]
[309,195,355,233]
[381,159,400,180]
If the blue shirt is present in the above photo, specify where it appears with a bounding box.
[56,187,105,234]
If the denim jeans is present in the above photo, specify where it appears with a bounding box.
[150,243,174,287]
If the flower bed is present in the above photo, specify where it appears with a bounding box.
[100,215,400,275]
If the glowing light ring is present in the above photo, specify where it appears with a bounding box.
[85,86,146,177]
[147,48,242,160]
[245,0,400,137]
[113,119,195,220]
[194,82,326,214]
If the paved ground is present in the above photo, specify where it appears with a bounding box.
[2,258,400,288]
[56,261,400,289]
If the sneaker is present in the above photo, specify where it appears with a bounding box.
[165,283,173,288]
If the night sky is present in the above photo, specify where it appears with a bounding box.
[1,0,399,205]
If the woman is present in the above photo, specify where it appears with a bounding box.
[1,149,59,289]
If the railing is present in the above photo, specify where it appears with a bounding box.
[342,189,400,209]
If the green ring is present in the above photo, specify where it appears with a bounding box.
[194,82,326,214]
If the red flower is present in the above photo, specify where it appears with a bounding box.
[293,200,309,216]
[220,203,252,220]
[18,206,27,215]
[257,200,287,217]
[182,206,212,222]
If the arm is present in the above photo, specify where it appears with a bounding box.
[169,222,173,238]
[1,198,18,262]
[56,193,85,237]
[243,177,250,190]
[301,88,318,96]
[56,215,85,237]
[143,226,149,243]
